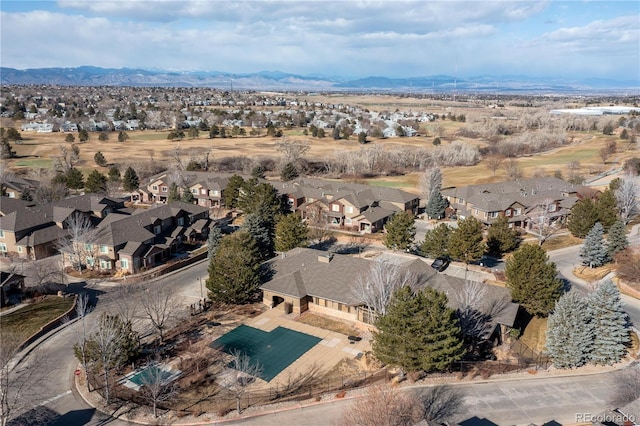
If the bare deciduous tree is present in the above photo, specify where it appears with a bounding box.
[112,285,140,330]
[24,257,61,291]
[420,166,442,201]
[418,385,467,425]
[228,350,263,414]
[616,175,639,225]
[486,157,503,176]
[139,283,182,343]
[56,212,99,272]
[138,353,177,418]
[276,138,310,163]
[454,281,492,342]
[341,384,421,426]
[352,261,420,320]
[54,144,80,173]
[1,332,50,426]
[75,293,93,392]
[90,314,129,405]
[526,198,562,245]
[505,159,522,181]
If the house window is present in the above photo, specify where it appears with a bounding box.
[505,210,512,217]
[0,230,4,238]
[8,192,15,198]
[152,185,158,191]
[17,246,22,253]
[201,189,207,195]
[331,204,340,212]
[191,188,198,194]
[489,212,499,218]
[345,206,353,214]
[100,245,108,254]
[548,203,557,212]
[85,244,93,251]
[100,259,111,269]
[212,190,219,196]
[121,258,129,269]
[161,186,168,192]
[345,218,352,225]
[473,208,478,216]
[177,217,184,226]
[0,243,7,252]
[514,208,522,216]
[154,225,161,234]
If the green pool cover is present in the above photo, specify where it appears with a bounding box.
[211,324,321,382]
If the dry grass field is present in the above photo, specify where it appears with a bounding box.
[3,96,637,192]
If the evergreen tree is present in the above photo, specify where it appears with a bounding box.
[65,168,85,191]
[78,128,89,142]
[242,213,275,260]
[181,187,194,203]
[167,182,180,203]
[425,190,448,220]
[94,151,107,167]
[84,170,107,193]
[98,132,108,142]
[579,222,610,268]
[358,131,367,144]
[595,189,619,231]
[607,219,629,258]
[448,217,485,266]
[206,232,262,304]
[275,213,308,252]
[486,215,519,256]
[280,162,299,182]
[223,174,245,208]
[238,181,283,224]
[568,198,599,238]
[0,138,16,159]
[372,286,465,373]
[505,244,563,317]
[383,211,416,251]
[420,223,452,259]
[332,126,341,140]
[588,280,629,365]
[207,226,222,260]
[118,131,129,142]
[251,165,266,179]
[122,166,139,191]
[545,292,593,369]
[108,166,121,183]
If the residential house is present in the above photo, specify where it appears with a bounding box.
[441,177,579,229]
[273,178,419,233]
[261,248,518,341]
[1,175,39,199]
[92,201,210,273]
[140,171,242,207]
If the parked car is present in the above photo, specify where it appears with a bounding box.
[430,257,450,272]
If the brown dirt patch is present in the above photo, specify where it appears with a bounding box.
[296,312,361,337]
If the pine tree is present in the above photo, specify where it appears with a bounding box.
[94,151,107,167]
[607,219,629,258]
[486,215,519,256]
[579,222,609,268]
[383,211,416,251]
[425,190,448,220]
[108,166,121,183]
[420,223,451,259]
[448,216,485,266]
[545,292,593,369]
[238,181,283,225]
[568,198,599,238]
[122,166,139,191]
[275,213,308,252]
[595,189,619,231]
[242,213,275,260]
[65,168,85,190]
[223,175,245,208]
[506,244,563,317]
[0,138,16,159]
[280,162,299,182]
[206,232,262,304]
[588,280,629,365]
[84,170,107,194]
[207,226,222,260]
[373,286,465,373]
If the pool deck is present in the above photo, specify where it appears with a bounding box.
[244,308,371,387]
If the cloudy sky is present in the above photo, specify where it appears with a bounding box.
[1,1,638,80]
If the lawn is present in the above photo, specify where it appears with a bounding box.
[519,316,548,354]
[540,234,583,251]
[13,158,53,168]
[0,297,75,341]
[297,312,361,336]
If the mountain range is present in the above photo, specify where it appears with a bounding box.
[1,66,638,93]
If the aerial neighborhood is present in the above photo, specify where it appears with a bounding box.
[0,85,640,425]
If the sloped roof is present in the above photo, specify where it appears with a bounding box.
[52,194,124,213]
[0,196,34,215]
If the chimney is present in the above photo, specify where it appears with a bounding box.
[318,253,333,263]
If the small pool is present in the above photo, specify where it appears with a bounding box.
[120,363,181,391]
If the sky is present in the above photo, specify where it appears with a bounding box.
[1,1,639,80]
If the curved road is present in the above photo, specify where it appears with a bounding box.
[13,224,640,425]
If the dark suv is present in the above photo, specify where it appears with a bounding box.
[430,257,450,272]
